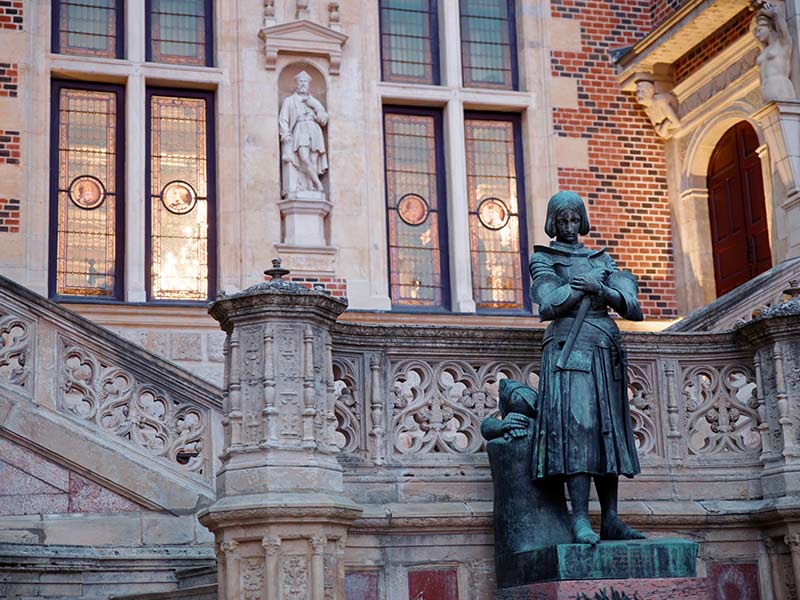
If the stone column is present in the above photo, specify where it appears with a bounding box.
[199,260,361,599]
[738,281,800,498]
[785,532,800,595]
[752,101,800,259]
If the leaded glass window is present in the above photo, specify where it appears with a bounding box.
[465,114,527,310]
[147,90,215,301]
[51,82,124,299]
[460,0,517,89]
[384,109,449,308]
[52,0,124,58]
[380,0,440,85]
[147,0,212,66]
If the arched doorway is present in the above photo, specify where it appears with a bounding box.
[707,121,771,297]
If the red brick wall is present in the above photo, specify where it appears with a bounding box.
[288,276,347,299]
[650,0,690,26]
[0,198,19,233]
[673,8,752,83]
[0,0,22,30]
[0,63,18,97]
[551,0,677,318]
[0,130,20,165]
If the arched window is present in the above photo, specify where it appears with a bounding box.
[707,121,771,297]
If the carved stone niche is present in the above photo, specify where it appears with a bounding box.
[275,63,336,273]
[259,19,348,75]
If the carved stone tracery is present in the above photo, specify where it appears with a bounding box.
[0,311,31,390]
[390,359,538,456]
[59,341,209,476]
[682,363,761,455]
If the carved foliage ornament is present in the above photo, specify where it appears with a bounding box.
[390,359,538,456]
[0,312,31,390]
[59,341,209,476]
[282,556,309,599]
[242,557,265,600]
[683,363,761,455]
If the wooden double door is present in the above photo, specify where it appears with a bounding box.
[707,121,772,297]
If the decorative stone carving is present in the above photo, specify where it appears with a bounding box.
[0,312,31,390]
[296,0,310,19]
[390,359,537,456]
[635,80,680,138]
[279,70,328,195]
[682,363,761,455]
[751,0,797,102]
[627,362,659,456]
[259,20,348,75]
[282,556,310,599]
[328,2,341,31]
[59,341,209,476]
[241,557,265,600]
[332,357,361,453]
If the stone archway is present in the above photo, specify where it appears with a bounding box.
[675,104,771,311]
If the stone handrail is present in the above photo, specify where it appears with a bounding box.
[0,274,223,498]
[331,321,770,503]
[668,257,800,332]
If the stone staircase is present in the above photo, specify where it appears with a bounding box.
[110,567,217,600]
[668,256,800,331]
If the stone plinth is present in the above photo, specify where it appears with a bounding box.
[199,260,361,600]
[497,538,698,589]
[278,190,332,248]
[495,576,709,600]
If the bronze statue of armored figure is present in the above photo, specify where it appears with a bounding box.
[482,191,645,546]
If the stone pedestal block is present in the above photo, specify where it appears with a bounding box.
[199,261,361,600]
[278,190,331,248]
[495,577,710,600]
[497,538,698,589]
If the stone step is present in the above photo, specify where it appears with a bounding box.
[176,565,218,589]
[110,583,217,600]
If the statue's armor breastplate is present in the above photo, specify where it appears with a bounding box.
[550,254,608,312]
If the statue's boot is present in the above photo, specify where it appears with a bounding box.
[595,475,646,540]
[567,474,600,545]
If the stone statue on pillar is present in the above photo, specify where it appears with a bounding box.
[279,70,329,195]
[750,0,798,101]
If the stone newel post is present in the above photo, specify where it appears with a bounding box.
[738,280,800,499]
[199,260,361,600]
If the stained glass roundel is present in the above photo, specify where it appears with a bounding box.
[160,180,197,215]
[478,197,510,230]
[68,175,106,210]
[397,193,429,226]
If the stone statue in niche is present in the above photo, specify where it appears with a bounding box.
[751,0,797,101]
[635,80,680,138]
[279,70,329,195]
[482,191,645,547]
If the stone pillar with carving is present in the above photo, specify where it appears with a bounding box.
[199,260,361,600]
[738,280,800,498]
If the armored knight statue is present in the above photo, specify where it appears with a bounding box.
[279,70,329,194]
[530,191,645,545]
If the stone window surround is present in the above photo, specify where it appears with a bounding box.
[377,0,538,314]
[45,1,223,303]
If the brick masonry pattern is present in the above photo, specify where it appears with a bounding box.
[0,129,20,165]
[0,62,18,97]
[674,8,752,84]
[650,0,689,27]
[0,0,22,30]
[0,197,20,233]
[551,0,678,318]
[288,275,347,299]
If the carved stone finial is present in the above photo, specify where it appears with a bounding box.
[265,258,291,280]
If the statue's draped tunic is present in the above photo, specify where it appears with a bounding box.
[278,93,328,173]
[529,241,641,480]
